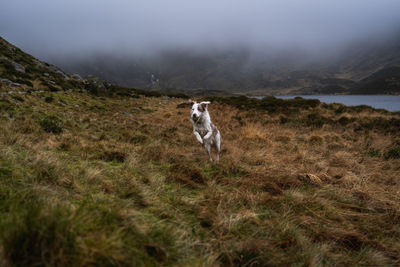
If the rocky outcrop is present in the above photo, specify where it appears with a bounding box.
[0,78,21,87]
[11,61,25,73]
[71,73,83,80]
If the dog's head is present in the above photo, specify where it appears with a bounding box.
[188,100,211,123]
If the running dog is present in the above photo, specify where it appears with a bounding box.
[189,100,221,161]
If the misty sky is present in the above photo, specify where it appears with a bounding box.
[1,0,400,60]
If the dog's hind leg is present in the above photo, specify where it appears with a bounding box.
[215,132,221,161]
[204,143,213,162]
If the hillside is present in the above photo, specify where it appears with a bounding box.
[55,49,350,95]
[0,37,188,99]
[335,34,400,81]
[0,37,85,93]
[53,33,400,95]
[350,66,400,94]
[1,37,400,266]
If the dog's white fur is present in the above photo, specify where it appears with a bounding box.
[189,100,221,161]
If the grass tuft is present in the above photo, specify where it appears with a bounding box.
[99,151,126,162]
[167,163,206,188]
[384,146,400,159]
[39,115,63,134]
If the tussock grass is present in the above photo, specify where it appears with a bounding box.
[0,91,399,266]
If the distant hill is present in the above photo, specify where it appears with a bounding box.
[334,34,400,81]
[3,34,400,96]
[350,66,400,94]
[53,32,400,95]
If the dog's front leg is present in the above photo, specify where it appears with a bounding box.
[203,131,212,140]
[193,131,203,144]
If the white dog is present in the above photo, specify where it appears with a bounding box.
[189,100,221,161]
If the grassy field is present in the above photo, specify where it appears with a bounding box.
[0,89,399,266]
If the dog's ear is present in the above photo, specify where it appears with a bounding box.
[199,101,211,111]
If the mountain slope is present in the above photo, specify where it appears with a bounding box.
[335,34,400,81]
[53,33,400,95]
[57,49,351,95]
[0,37,188,98]
[0,37,85,92]
[350,66,400,94]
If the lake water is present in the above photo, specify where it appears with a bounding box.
[272,95,400,112]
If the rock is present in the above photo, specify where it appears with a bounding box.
[47,65,59,72]
[0,78,12,85]
[164,96,170,102]
[55,70,70,80]
[72,74,83,80]
[46,65,70,80]
[48,80,56,85]
[125,113,133,117]
[298,173,323,186]
[85,77,107,92]
[44,73,49,77]
[11,61,25,73]
[33,59,45,67]
[0,78,20,87]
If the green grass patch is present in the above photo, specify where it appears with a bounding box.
[38,114,63,134]
[384,146,400,159]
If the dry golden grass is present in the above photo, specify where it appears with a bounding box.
[0,91,399,266]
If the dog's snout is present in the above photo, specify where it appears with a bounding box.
[192,114,198,119]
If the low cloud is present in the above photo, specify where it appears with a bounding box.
[1,0,400,60]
